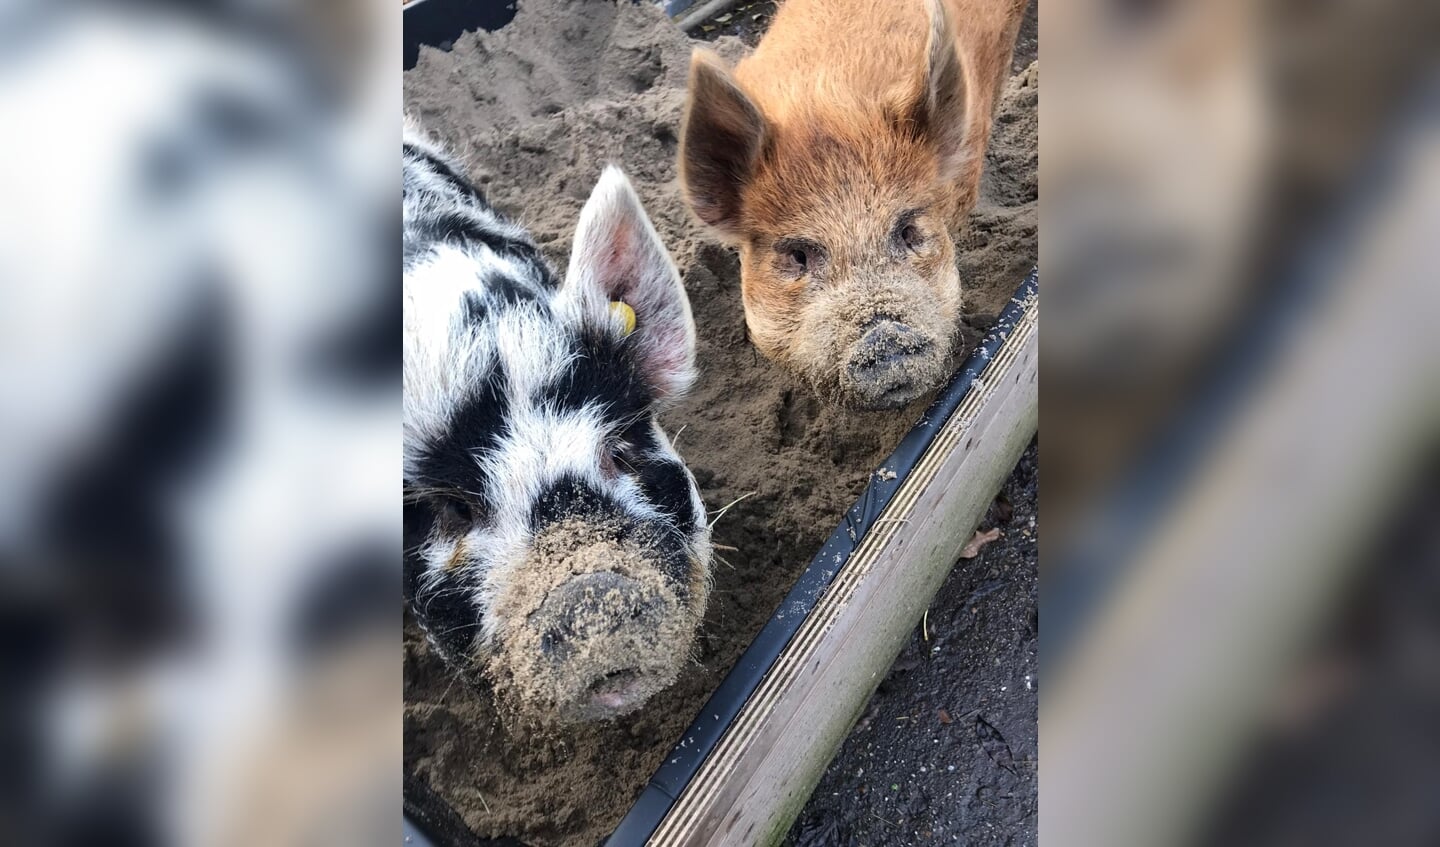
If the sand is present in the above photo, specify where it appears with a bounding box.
[403,1,1037,843]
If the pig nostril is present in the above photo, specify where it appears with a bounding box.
[589,668,639,693]
[587,668,642,709]
[533,571,661,659]
[854,321,931,370]
[859,313,904,333]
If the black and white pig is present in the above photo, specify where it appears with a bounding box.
[402,124,712,723]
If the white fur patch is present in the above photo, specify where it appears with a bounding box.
[402,128,710,656]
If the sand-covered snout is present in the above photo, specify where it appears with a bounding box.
[791,276,959,410]
[844,313,947,409]
[487,520,705,724]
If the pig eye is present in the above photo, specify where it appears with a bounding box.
[599,439,630,478]
[611,437,643,468]
[435,497,473,532]
[775,239,825,278]
[602,421,653,477]
[893,212,926,254]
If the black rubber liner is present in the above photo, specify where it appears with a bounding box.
[402,0,697,71]
[402,4,1038,845]
[405,773,526,847]
[403,0,517,71]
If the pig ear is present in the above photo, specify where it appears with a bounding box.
[565,166,697,403]
[914,0,970,182]
[679,49,767,238]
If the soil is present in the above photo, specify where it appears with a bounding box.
[403,1,1037,845]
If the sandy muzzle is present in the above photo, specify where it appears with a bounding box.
[486,519,705,724]
[786,272,960,410]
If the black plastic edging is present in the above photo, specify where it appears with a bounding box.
[605,269,1039,846]
[403,0,517,71]
[402,0,698,71]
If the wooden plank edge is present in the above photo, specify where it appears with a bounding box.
[650,300,1038,845]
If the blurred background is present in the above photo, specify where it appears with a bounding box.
[1041,0,1439,845]
[0,2,397,846]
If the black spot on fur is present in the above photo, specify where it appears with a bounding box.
[465,224,551,279]
[635,459,701,532]
[402,498,433,601]
[402,140,559,289]
[417,210,551,282]
[288,539,393,661]
[409,569,483,664]
[529,474,624,531]
[410,363,507,528]
[529,474,694,597]
[461,290,487,325]
[38,279,230,665]
[546,328,653,423]
[476,266,541,309]
[307,210,399,388]
[404,500,484,663]
[424,211,496,250]
[403,142,486,204]
[615,421,699,528]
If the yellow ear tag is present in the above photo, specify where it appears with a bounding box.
[609,301,637,337]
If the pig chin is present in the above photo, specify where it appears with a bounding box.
[486,520,705,724]
[790,281,958,411]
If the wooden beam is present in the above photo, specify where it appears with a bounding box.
[647,291,1038,846]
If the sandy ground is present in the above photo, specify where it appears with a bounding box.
[403,1,1037,844]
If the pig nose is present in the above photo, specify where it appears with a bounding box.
[534,571,667,715]
[537,571,659,653]
[848,318,933,408]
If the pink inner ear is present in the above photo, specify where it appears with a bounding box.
[635,330,693,404]
[573,169,696,402]
[610,239,693,400]
[593,216,664,331]
[601,227,641,303]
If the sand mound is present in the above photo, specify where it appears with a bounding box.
[404,1,1037,843]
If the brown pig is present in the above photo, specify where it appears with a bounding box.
[679,0,1028,408]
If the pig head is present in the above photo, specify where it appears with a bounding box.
[679,0,1027,409]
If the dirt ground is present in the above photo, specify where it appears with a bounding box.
[403,1,1037,845]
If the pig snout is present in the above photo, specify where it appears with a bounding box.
[492,518,705,723]
[533,570,674,718]
[536,572,664,657]
[847,316,935,409]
